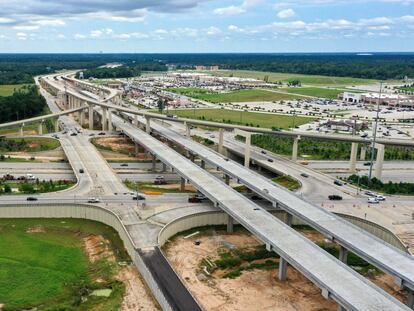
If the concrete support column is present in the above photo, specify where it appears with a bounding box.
[285,213,293,227]
[88,104,94,130]
[55,119,60,132]
[292,136,300,161]
[227,215,234,233]
[162,163,167,172]
[360,146,367,160]
[190,153,195,162]
[201,160,205,169]
[180,177,186,192]
[225,174,230,185]
[278,257,288,281]
[108,110,113,132]
[135,144,140,157]
[244,134,251,168]
[218,128,224,155]
[407,289,414,309]
[374,144,385,180]
[349,142,358,173]
[339,246,348,264]
[20,125,24,136]
[146,116,151,134]
[133,114,138,127]
[185,122,191,137]
[102,107,108,131]
[152,155,156,172]
[38,121,43,135]
[80,109,85,127]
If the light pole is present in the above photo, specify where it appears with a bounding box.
[368,81,383,184]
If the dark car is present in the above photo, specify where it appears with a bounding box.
[334,180,343,186]
[188,194,208,203]
[26,197,38,201]
[267,159,274,163]
[120,163,129,167]
[260,150,267,155]
[363,162,371,166]
[98,132,106,136]
[132,195,146,201]
[300,173,309,178]
[79,168,84,173]
[328,195,342,200]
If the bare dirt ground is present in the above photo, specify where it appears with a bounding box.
[82,235,160,310]
[165,229,409,310]
[165,231,336,311]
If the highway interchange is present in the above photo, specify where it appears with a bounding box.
[0,73,413,310]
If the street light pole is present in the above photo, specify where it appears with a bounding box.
[368,81,383,183]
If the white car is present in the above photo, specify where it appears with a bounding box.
[87,197,100,203]
[368,197,380,204]
[375,195,386,201]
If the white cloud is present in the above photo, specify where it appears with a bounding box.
[206,26,222,35]
[214,0,263,15]
[277,8,295,18]
[214,5,246,15]
[74,33,87,39]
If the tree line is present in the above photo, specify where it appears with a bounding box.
[0,85,47,123]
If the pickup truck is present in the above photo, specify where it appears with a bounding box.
[188,194,209,203]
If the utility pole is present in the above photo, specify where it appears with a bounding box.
[368,82,382,183]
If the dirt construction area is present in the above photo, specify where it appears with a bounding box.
[164,227,407,311]
[83,235,159,311]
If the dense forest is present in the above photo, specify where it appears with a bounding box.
[0,85,47,123]
[1,53,414,85]
[75,61,167,79]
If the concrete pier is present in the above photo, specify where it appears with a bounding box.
[374,144,385,180]
[292,136,300,161]
[349,142,358,173]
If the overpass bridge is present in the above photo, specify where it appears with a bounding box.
[30,73,414,309]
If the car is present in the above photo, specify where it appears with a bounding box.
[364,191,376,197]
[98,132,106,136]
[210,135,215,138]
[70,132,77,136]
[89,133,95,136]
[328,195,342,200]
[368,197,380,204]
[300,173,309,178]
[260,150,267,155]
[267,159,274,163]
[26,197,38,201]
[79,168,84,173]
[360,133,368,138]
[87,197,100,203]
[120,163,128,167]
[154,175,166,185]
[363,162,371,166]
[132,195,146,200]
[375,195,386,201]
[188,194,208,203]
[334,180,343,186]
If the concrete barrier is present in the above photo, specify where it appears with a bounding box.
[158,210,408,253]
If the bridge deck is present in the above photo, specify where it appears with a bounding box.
[112,113,409,311]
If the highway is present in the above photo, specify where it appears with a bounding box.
[121,110,414,294]
[13,73,410,310]
[106,109,410,310]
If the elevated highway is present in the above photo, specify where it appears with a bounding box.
[34,73,414,309]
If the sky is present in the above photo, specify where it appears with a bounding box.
[0,0,413,53]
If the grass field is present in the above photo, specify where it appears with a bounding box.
[272,175,301,191]
[0,218,128,311]
[280,87,344,99]
[171,108,313,129]
[168,88,298,103]
[0,84,28,97]
[209,70,376,86]
[0,137,60,153]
